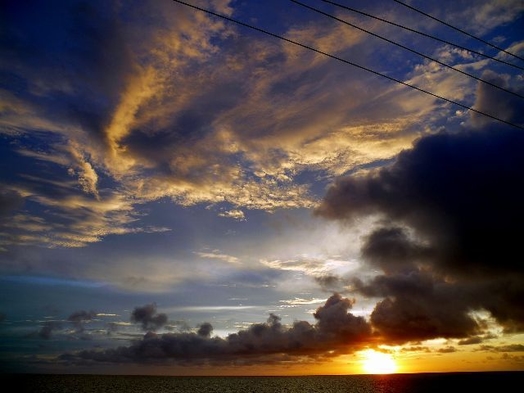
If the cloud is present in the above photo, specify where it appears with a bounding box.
[68,310,98,323]
[393,0,524,36]
[1,0,487,252]
[61,294,373,365]
[0,181,168,249]
[66,141,100,198]
[197,322,213,338]
[457,0,524,34]
[317,126,524,276]
[279,297,326,306]
[0,0,239,248]
[316,123,524,341]
[470,70,524,128]
[68,310,98,331]
[437,346,456,353]
[356,272,483,343]
[130,304,168,332]
[261,256,358,279]
[218,209,246,221]
[196,250,240,265]
[359,227,431,274]
[479,344,524,353]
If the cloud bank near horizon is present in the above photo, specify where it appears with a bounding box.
[60,294,372,366]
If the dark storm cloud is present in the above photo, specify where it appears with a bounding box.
[360,226,432,274]
[316,125,524,341]
[471,70,524,128]
[130,303,168,332]
[317,126,524,277]
[355,272,482,343]
[61,294,373,365]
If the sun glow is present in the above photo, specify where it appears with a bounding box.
[360,349,397,374]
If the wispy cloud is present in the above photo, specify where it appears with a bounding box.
[196,250,241,265]
[2,0,503,250]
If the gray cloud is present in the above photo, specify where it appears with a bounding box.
[317,126,524,278]
[3,0,498,255]
[61,294,372,365]
[68,310,97,323]
[357,272,482,343]
[197,322,213,338]
[68,310,98,331]
[130,303,168,332]
[470,70,524,128]
[316,123,524,341]
[360,226,432,274]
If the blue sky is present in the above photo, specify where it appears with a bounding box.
[1,0,524,375]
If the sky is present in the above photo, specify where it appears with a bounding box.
[1,0,524,376]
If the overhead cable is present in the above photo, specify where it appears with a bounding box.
[320,0,524,72]
[393,0,524,63]
[170,0,524,131]
[291,0,524,100]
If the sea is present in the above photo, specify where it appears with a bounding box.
[3,372,523,393]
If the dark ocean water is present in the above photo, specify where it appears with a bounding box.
[4,372,523,393]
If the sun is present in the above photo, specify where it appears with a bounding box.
[360,349,398,374]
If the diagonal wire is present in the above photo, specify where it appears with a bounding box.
[291,0,524,100]
[393,0,524,63]
[320,0,524,72]
[170,0,524,131]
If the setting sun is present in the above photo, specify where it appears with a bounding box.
[360,350,398,374]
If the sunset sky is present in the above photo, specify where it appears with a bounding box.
[1,0,524,376]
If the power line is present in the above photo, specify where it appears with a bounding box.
[291,0,524,100]
[320,0,524,72]
[170,0,524,131]
[393,0,524,63]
